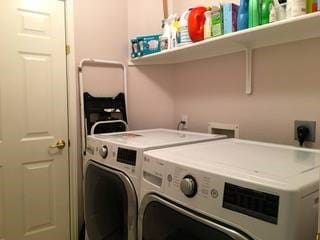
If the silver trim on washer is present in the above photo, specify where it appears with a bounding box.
[84,160,137,240]
[138,194,252,240]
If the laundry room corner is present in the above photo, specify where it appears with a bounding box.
[2,0,320,239]
[127,0,176,130]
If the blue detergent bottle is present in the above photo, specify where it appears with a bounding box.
[237,0,249,30]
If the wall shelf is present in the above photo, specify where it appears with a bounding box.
[129,12,320,66]
[129,12,320,94]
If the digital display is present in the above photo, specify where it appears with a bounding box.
[117,148,137,166]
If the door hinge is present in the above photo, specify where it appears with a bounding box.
[66,45,70,55]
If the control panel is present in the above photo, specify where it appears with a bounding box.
[117,147,137,166]
[223,183,279,224]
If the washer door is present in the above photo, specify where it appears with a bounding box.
[139,194,253,240]
[85,161,137,240]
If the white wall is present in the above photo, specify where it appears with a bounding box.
[127,0,175,130]
[171,2,320,148]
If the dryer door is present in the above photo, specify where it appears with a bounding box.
[139,194,253,240]
[85,161,137,240]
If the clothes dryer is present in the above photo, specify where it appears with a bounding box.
[84,129,225,240]
[140,139,320,240]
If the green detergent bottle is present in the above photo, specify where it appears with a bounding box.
[249,0,261,27]
[261,0,272,24]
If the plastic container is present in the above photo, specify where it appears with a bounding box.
[204,10,213,39]
[160,19,170,51]
[179,9,192,45]
[130,39,139,58]
[270,0,287,21]
[287,0,306,18]
[237,0,249,30]
[261,0,272,24]
[277,2,287,20]
[269,3,277,22]
[171,16,179,48]
[249,0,261,27]
[188,7,207,42]
[307,0,315,12]
[211,6,223,36]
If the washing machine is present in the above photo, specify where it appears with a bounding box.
[140,138,320,240]
[84,129,226,240]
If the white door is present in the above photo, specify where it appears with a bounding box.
[0,0,70,239]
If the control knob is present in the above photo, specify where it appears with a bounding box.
[180,175,197,198]
[99,145,108,159]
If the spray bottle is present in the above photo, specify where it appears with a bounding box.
[160,14,178,51]
[160,18,170,51]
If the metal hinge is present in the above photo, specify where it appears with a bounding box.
[66,45,70,55]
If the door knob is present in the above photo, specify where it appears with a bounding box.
[49,140,66,150]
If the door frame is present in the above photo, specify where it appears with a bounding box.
[65,0,79,239]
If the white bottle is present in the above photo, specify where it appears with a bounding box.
[287,0,306,18]
[179,9,192,46]
[170,14,179,49]
[204,10,212,39]
[160,19,170,51]
[272,0,286,21]
[167,14,177,49]
[269,3,277,22]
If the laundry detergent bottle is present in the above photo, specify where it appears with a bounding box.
[249,0,261,27]
[237,0,249,30]
[261,0,272,24]
[188,7,207,42]
[179,9,192,45]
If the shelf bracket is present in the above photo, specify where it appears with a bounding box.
[245,48,253,95]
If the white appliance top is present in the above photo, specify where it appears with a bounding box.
[145,138,320,190]
[89,128,225,149]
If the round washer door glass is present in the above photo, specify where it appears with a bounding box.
[142,200,249,240]
[85,162,133,240]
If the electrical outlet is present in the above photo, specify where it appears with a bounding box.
[294,120,316,142]
[181,114,188,129]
